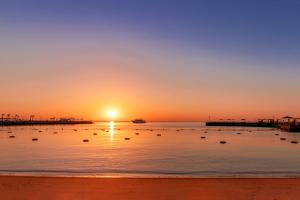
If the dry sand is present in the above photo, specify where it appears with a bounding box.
[0,176,300,200]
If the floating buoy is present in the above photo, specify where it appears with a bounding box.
[53,132,58,134]
[204,131,208,133]
[83,139,89,142]
[135,133,139,135]
[280,138,286,140]
[7,131,12,134]
[291,141,298,144]
[38,130,42,133]
[236,132,241,135]
[220,141,227,144]
[9,135,15,138]
[275,134,279,136]
[93,133,97,135]
[200,136,206,139]
[32,138,38,141]
[74,129,78,132]
[157,134,161,136]
[124,138,130,140]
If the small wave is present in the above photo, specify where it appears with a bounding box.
[1,169,300,178]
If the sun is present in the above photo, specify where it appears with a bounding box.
[107,109,118,119]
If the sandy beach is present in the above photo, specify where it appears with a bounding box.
[0,176,300,200]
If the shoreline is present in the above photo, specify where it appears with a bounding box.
[2,170,300,178]
[1,175,300,200]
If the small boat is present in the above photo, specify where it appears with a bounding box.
[132,119,146,124]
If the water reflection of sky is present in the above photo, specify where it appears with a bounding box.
[0,122,300,177]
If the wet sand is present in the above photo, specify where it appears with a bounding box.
[0,176,300,200]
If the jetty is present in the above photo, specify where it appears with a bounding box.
[276,116,300,132]
[0,119,93,126]
[206,121,276,128]
[206,117,300,132]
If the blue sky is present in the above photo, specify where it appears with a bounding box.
[1,0,300,66]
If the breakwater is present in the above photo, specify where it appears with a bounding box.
[206,121,300,132]
[206,121,276,128]
[0,120,93,126]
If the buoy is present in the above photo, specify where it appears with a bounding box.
[32,138,38,141]
[275,134,279,136]
[83,139,89,142]
[124,138,130,140]
[157,134,161,136]
[236,132,241,135]
[9,135,15,138]
[93,133,97,135]
[291,141,298,144]
[135,133,139,135]
[74,129,78,132]
[7,131,12,133]
[200,136,206,139]
[53,132,58,134]
[204,131,208,133]
[38,130,42,133]
[220,141,226,144]
[280,138,286,140]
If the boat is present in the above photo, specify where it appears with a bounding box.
[132,119,146,124]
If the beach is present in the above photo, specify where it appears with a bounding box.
[1,176,300,200]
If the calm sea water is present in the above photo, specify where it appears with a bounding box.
[0,122,300,177]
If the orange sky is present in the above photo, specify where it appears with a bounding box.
[1,27,300,121]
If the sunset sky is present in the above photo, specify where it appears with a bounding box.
[1,0,300,121]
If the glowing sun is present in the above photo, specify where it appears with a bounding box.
[107,109,118,119]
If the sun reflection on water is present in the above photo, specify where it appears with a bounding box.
[109,121,115,142]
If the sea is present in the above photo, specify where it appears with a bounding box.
[0,122,300,177]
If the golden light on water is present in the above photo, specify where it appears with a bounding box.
[109,121,115,142]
